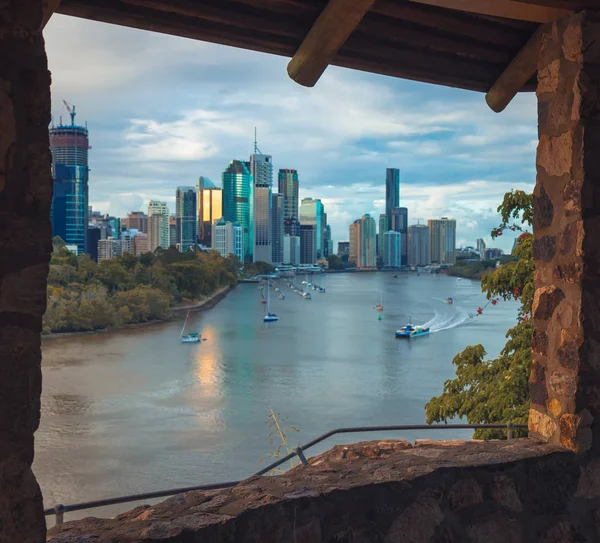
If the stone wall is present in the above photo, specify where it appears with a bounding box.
[0,1,52,541]
[531,11,600,452]
[48,439,600,542]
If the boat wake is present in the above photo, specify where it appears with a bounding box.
[422,310,471,333]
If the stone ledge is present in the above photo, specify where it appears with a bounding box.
[48,438,591,543]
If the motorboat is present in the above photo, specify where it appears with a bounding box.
[395,322,430,338]
[446,297,453,304]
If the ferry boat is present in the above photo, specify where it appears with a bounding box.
[395,322,430,339]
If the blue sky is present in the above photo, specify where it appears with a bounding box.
[45,15,537,251]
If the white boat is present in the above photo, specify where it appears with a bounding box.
[180,311,200,343]
[263,280,279,323]
[395,319,430,339]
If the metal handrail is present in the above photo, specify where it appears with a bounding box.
[45,422,526,525]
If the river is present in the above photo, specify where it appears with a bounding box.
[36,272,518,523]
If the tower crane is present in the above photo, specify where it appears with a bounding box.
[62,100,76,125]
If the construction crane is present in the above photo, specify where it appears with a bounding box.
[62,100,76,126]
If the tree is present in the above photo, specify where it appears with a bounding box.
[327,254,342,270]
[426,190,534,439]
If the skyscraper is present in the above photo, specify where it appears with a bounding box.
[299,224,317,265]
[390,206,408,265]
[278,169,299,226]
[283,234,300,265]
[299,197,325,258]
[477,238,487,258]
[251,141,273,263]
[197,180,222,248]
[324,224,333,258]
[349,221,358,265]
[49,105,90,254]
[378,213,388,257]
[176,186,197,252]
[148,200,170,251]
[357,214,377,269]
[212,219,244,261]
[428,217,457,265]
[122,211,148,234]
[271,193,284,266]
[384,231,401,268]
[222,160,253,261]
[385,168,400,227]
[408,224,430,267]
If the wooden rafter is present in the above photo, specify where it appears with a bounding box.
[41,0,63,28]
[406,0,571,23]
[287,0,376,87]
[485,24,545,112]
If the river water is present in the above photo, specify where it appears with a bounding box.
[36,272,518,522]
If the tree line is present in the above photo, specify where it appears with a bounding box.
[44,238,240,334]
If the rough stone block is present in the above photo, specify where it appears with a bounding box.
[533,184,555,229]
[529,408,558,440]
[537,132,573,177]
[533,285,565,321]
[490,476,523,513]
[533,235,557,262]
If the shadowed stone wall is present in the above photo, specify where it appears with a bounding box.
[531,10,600,453]
[0,0,51,541]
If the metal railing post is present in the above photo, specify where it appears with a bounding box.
[506,422,513,440]
[295,447,309,466]
[54,504,65,525]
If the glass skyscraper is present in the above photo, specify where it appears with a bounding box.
[49,108,90,254]
[385,168,400,227]
[299,197,325,258]
[278,169,299,235]
[197,177,222,248]
[271,193,284,265]
[176,186,197,252]
[222,160,253,261]
[251,151,273,263]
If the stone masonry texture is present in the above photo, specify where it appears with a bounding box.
[0,0,52,541]
[47,439,600,543]
[532,10,600,453]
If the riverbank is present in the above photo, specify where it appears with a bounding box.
[42,285,235,340]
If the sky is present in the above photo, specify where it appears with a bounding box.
[44,14,537,252]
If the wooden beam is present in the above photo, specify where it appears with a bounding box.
[287,0,376,87]
[41,0,63,28]
[406,0,571,23]
[485,24,544,112]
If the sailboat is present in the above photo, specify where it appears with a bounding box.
[263,280,279,323]
[180,311,200,343]
[375,290,383,311]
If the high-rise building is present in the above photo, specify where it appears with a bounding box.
[251,144,273,263]
[337,241,350,259]
[283,234,300,265]
[299,224,317,264]
[271,193,284,266]
[131,233,149,256]
[197,181,222,248]
[299,197,325,258]
[97,237,122,262]
[378,213,388,257]
[390,207,408,265]
[87,225,102,262]
[385,168,400,227]
[169,216,177,247]
[349,222,358,265]
[324,224,333,258]
[49,106,90,254]
[122,211,148,234]
[212,219,244,261]
[477,238,487,258]
[176,186,197,252]
[222,160,253,261]
[384,231,402,268]
[428,217,457,265]
[408,224,430,267]
[148,200,170,252]
[355,214,377,269]
[278,169,299,226]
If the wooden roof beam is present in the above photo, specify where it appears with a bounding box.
[287,0,376,87]
[407,0,571,23]
[485,24,545,112]
[41,0,63,28]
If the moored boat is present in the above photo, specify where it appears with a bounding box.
[180,311,201,343]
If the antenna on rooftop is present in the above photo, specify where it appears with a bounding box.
[253,126,262,154]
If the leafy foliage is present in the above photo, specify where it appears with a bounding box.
[426,190,533,439]
[44,239,237,334]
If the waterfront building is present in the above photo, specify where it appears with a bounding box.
[349,221,358,265]
[390,207,408,265]
[122,211,148,234]
[385,168,400,227]
[97,237,122,262]
[169,216,177,247]
[222,160,253,261]
[337,241,350,259]
[176,186,197,252]
[299,197,325,258]
[477,237,487,258]
[324,224,333,258]
[131,233,149,256]
[384,231,402,268]
[483,247,504,260]
[356,214,377,269]
[408,223,430,267]
[148,200,170,252]
[299,224,317,265]
[283,234,300,265]
[196,179,222,248]
[271,193,284,266]
[251,144,273,263]
[378,213,388,258]
[428,217,457,265]
[212,219,244,261]
[278,168,299,228]
[49,105,90,254]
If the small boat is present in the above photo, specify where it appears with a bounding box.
[395,321,430,339]
[446,297,453,304]
[263,280,279,323]
[180,311,201,343]
[375,291,383,311]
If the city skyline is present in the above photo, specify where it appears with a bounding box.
[45,14,535,252]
